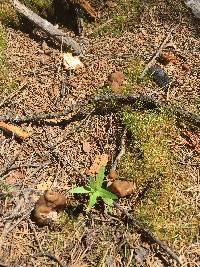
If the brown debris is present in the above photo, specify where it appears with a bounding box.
[0,121,31,140]
[32,190,67,226]
[182,63,190,72]
[82,141,91,153]
[108,180,136,197]
[158,52,179,65]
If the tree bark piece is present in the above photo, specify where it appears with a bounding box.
[12,0,83,55]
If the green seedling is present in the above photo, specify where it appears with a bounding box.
[69,166,118,212]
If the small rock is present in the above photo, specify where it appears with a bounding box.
[148,65,174,90]
[108,180,136,197]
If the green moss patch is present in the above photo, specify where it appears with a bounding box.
[119,108,199,248]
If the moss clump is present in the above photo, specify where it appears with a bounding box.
[21,0,54,13]
[120,108,199,248]
[0,25,15,96]
[0,1,20,27]
[121,108,175,180]
[0,0,54,27]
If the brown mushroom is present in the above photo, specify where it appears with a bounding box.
[108,71,125,94]
[108,168,119,180]
[32,190,67,226]
[108,180,136,197]
[108,71,125,85]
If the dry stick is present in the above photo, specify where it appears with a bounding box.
[28,219,65,267]
[1,93,200,127]
[12,0,83,55]
[113,202,181,265]
[140,22,180,78]
[111,128,127,171]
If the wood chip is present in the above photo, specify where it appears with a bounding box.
[0,121,31,140]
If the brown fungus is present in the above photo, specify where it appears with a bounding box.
[32,190,67,226]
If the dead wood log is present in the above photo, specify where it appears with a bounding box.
[12,0,83,54]
[1,94,200,128]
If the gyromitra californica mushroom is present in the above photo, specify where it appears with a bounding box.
[32,190,67,226]
[108,71,125,93]
[108,180,136,198]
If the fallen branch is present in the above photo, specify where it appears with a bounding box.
[140,23,180,79]
[1,93,200,127]
[12,0,83,55]
[113,202,181,265]
[0,121,31,139]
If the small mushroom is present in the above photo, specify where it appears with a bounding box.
[108,180,136,197]
[108,168,118,180]
[108,71,125,85]
[32,190,67,226]
[108,71,125,94]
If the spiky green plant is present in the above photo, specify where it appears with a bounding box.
[69,166,117,212]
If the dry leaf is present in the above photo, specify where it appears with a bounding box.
[82,141,91,153]
[86,154,108,176]
[63,52,84,70]
[108,180,137,197]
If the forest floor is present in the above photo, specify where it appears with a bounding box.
[0,0,199,266]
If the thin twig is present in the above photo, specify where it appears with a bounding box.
[113,202,181,265]
[0,142,25,180]
[140,22,180,78]
[12,0,82,54]
[112,129,127,171]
